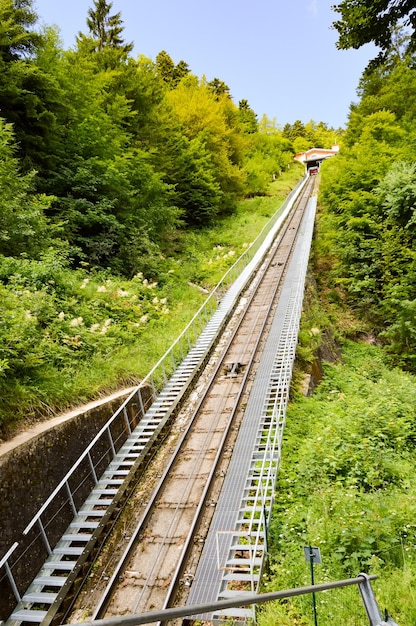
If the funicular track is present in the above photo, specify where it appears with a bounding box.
[87,176,316,622]
[1,176,315,626]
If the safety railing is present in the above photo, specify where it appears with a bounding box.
[58,574,396,626]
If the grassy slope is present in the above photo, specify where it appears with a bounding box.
[0,165,304,436]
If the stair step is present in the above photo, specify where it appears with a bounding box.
[216,608,254,618]
[10,609,48,622]
[61,533,92,542]
[222,573,259,581]
[33,576,66,587]
[77,509,107,517]
[22,591,57,604]
[85,498,113,506]
[53,546,84,556]
[109,460,135,466]
[224,557,263,567]
[69,521,99,529]
[218,590,253,598]
[42,561,77,571]
[101,479,124,485]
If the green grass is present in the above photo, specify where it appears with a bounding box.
[259,339,416,626]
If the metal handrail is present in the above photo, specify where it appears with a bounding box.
[63,574,381,626]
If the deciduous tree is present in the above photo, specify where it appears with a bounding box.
[332,0,416,63]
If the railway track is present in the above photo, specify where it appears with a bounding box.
[2,175,315,626]
[79,176,316,622]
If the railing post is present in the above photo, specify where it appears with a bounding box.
[358,572,384,625]
[66,480,78,517]
[137,388,145,419]
[38,518,52,555]
[107,426,116,457]
[87,451,98,485]
[123,406,132,435]
[1,543,21,603]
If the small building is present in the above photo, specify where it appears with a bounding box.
[294,144,339,175]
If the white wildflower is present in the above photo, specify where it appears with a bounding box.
[104,318,112,327]
[58,311,65,320]
[70,317,83,327]
[160,298,167,305]
[140,314,149,324]
[152,297,159,304]
[80,278,89,289]
[97,286,107,293]
[143,278,148,286]
[90,323,100,333]
[117,289,129,297]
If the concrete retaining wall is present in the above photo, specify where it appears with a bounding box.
[0,390,135,557]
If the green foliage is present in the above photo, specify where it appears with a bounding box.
[0,248,194,427]
[317,50,416,367]
[243,129,294,196]
[0,1,67,174]
[378,160,416,229]
[283,119,341,150]
[262,341,416,625]
[155,50,190,88]
[238,99,258,134]
[0,0,311,431]
[332,0,416,65]
[0,118,53,256]
[0,0,308,272]
[166,75,246,219]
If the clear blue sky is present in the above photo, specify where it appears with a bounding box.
[34,0,378,130]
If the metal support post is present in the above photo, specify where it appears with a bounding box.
[309,547,318,626]
[123,406,132,435]
[38,518,52,555]
[5,559,21,603]
[358,572,384,625]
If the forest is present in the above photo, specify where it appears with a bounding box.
[2,0,416,622]
[0,0,338,432]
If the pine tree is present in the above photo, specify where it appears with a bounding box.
[155,50,190,88]
[0,0,64,173]
[85,0,133,54]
